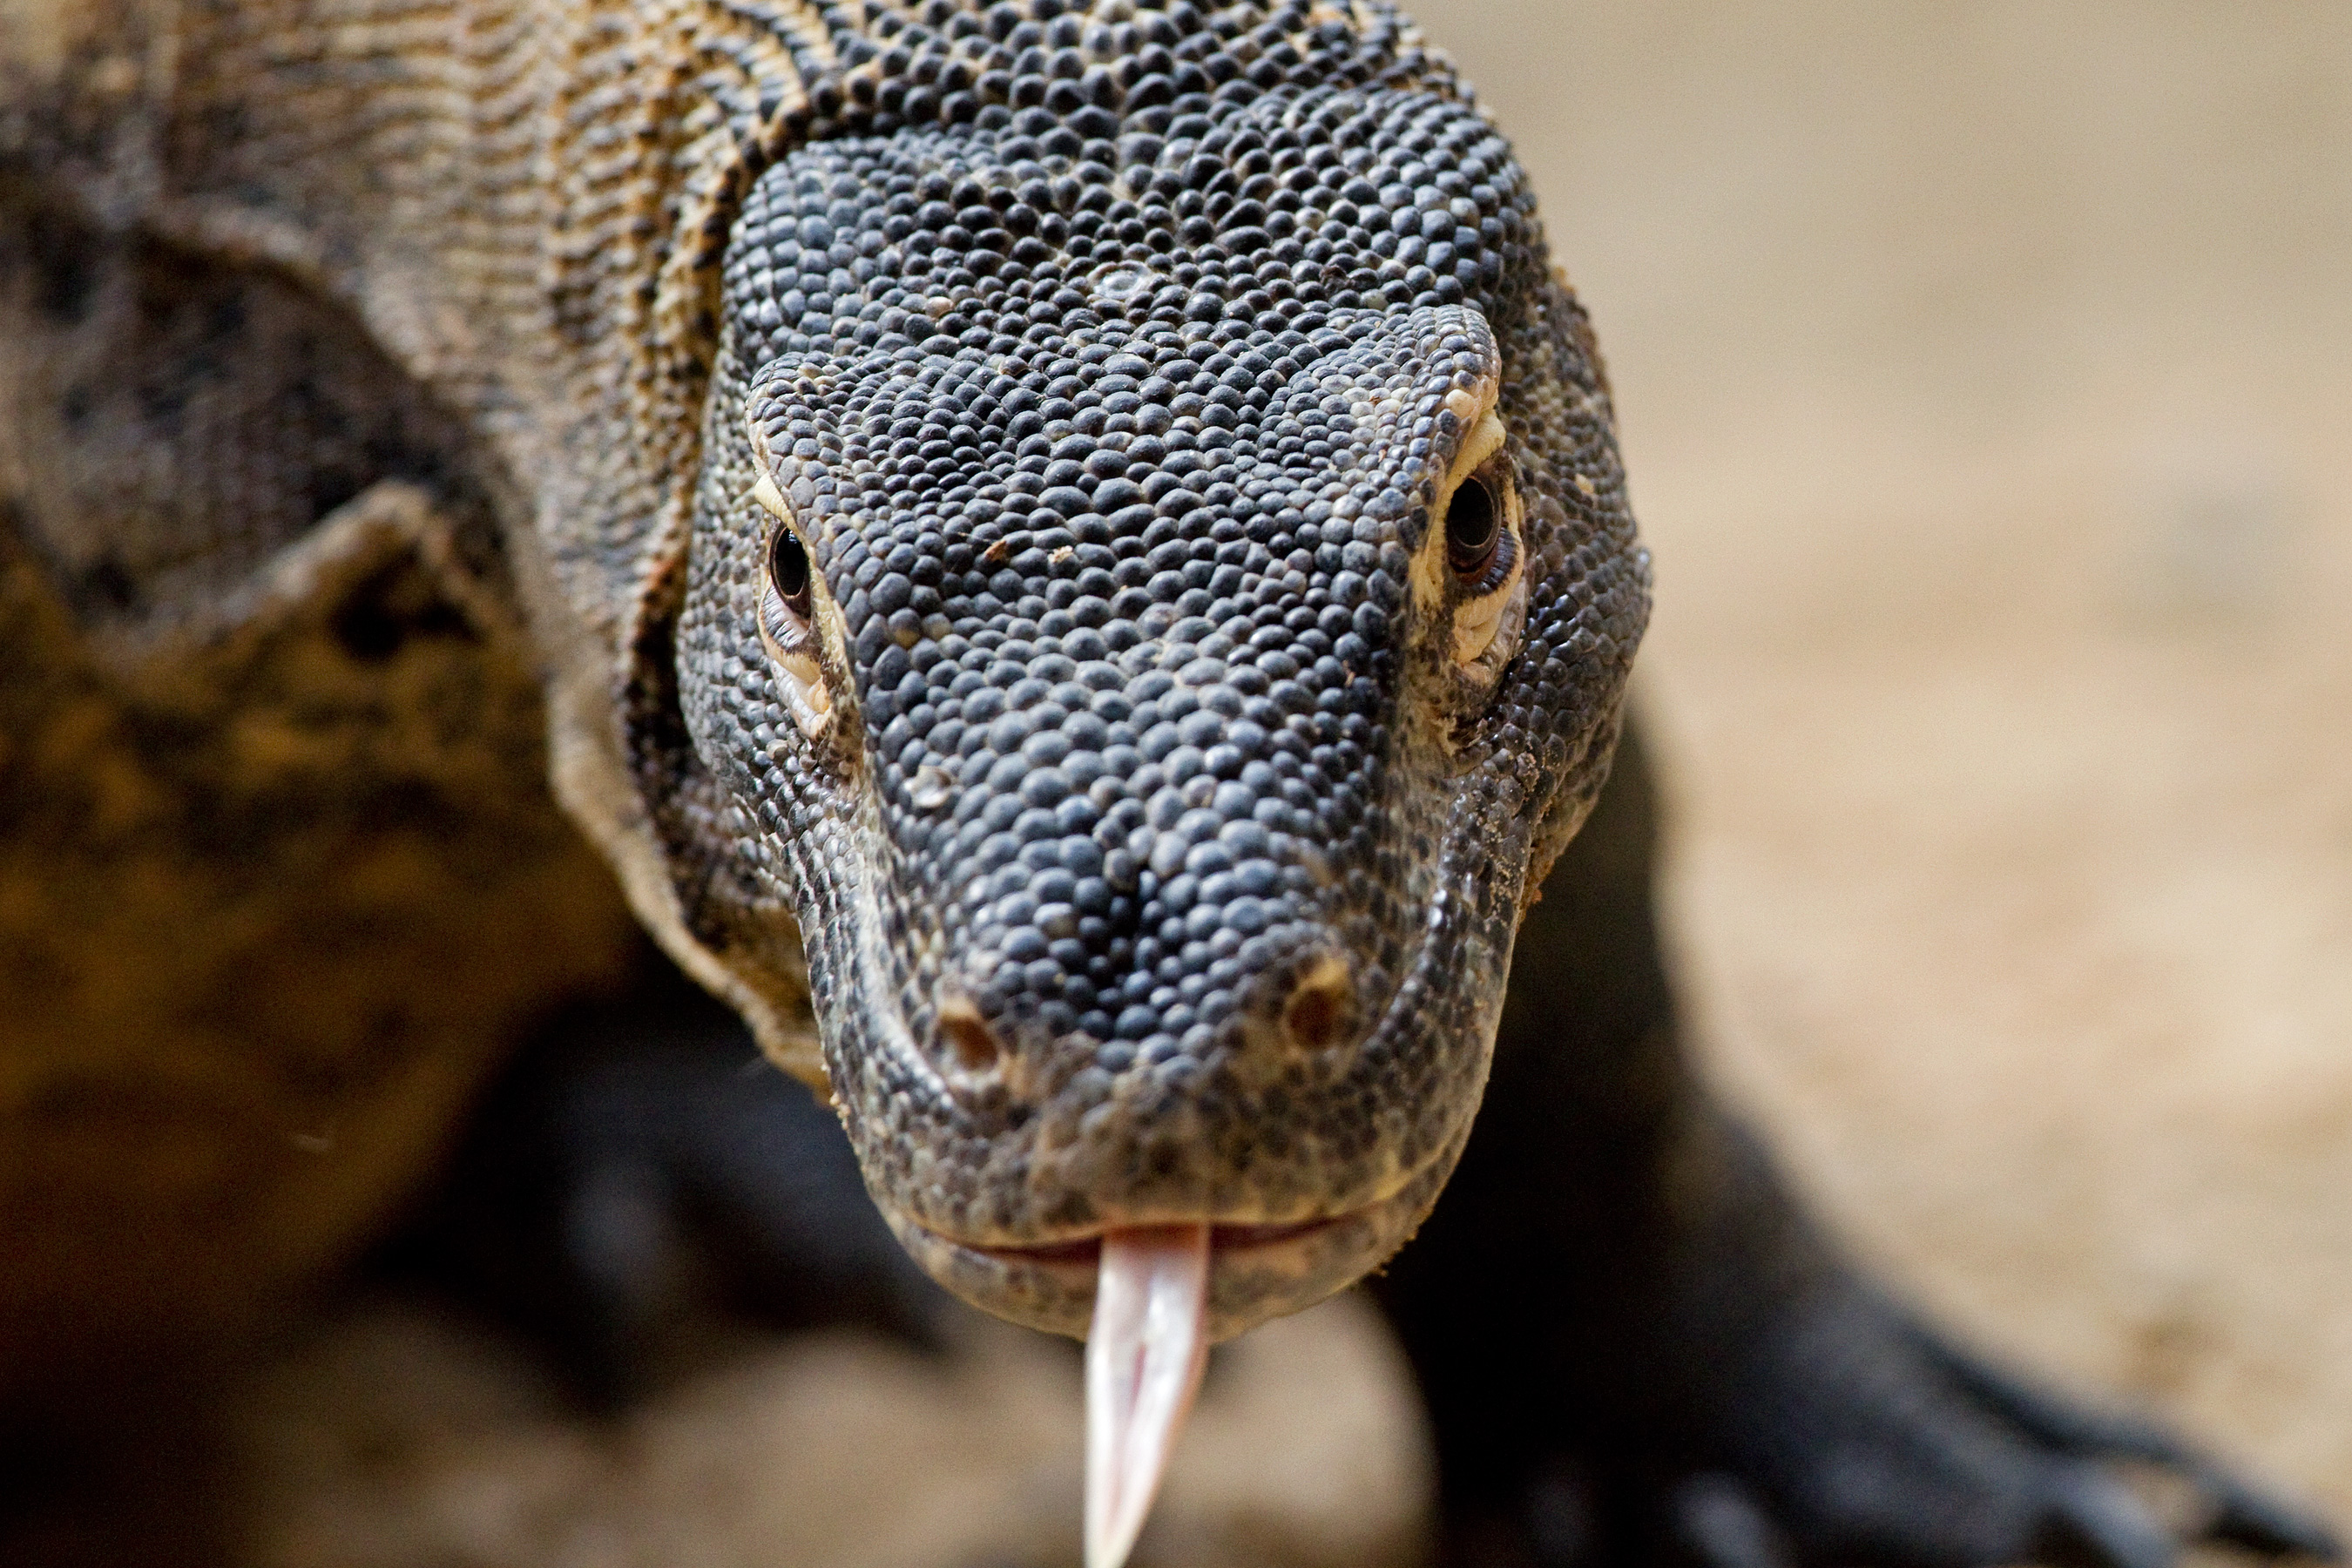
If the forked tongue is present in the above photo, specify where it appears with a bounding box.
[1084,1223,1212,1568]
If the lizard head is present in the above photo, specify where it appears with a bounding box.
[660,88,1646,1346]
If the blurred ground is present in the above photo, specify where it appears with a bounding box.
[228,1294,1429,1568]
[96,3,2352,1563]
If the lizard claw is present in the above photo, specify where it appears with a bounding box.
[1906,1315,2344,1563]
[1085,1225,1211,1568]
[2209,1486,2347,1562]
[1673,1474,1795,1568]
[2035,1465,2176,1568]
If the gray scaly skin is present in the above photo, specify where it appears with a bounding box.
[688,32,1635,1342]
[0,1,2338,1562]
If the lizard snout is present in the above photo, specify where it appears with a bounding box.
[921,933,1369,1104]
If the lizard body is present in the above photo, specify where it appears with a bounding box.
[0,3,2336,1562]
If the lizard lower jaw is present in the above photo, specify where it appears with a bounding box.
[880,1161,1457,1343]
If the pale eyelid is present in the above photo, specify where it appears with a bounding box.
[1451,535,1521,665]
[759,585,835,740]
[1443,409,1508,493]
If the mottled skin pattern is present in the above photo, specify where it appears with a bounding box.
[0,1,2336,1563]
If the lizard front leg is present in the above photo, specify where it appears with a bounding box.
[1375,720,2340,1568]
[395,950,943,1409]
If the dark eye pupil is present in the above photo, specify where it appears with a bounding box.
[768,527,813,613]
[1445,476,1500,578]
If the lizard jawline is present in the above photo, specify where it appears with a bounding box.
[878,1158,1459,1343]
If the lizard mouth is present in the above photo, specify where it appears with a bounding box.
[967,1214,1346,1270]
[880,1156,1461,1344]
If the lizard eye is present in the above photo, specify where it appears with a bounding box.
[768,524,814,623]
[1433,443,1525,670]
[1405,402,1528,683]
[1446,454,1521,606]
[754,510,834,739]
[1445,473,1502,582]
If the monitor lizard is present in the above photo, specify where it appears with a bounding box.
[0,1,2338,1563]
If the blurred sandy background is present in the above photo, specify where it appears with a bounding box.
[62,5,2347,1565]
[1439,0,2351,1520]
[1439,0,2342,1523]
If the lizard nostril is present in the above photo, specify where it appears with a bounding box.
[936,997,1004,1075]
[1281,956,1355,1053]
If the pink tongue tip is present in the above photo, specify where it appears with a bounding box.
[1084,1223,1213,1568]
